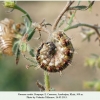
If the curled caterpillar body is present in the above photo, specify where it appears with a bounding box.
[36,31,74,72]
[0,18,15,55]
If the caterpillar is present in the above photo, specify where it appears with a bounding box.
[0,18,15,55]
[36,31,74,72]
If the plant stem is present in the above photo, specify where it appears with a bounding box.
[52,1,74,31]
[64,23,100,38]
[44,71,50,91]
[36,80,45,91]
[14,5,32,24]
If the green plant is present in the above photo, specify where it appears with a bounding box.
[83,54,100,91]
[1,1,99,91]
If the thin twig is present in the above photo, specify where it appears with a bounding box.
[52,1,74,31]
[36,80,45,91]
[64,23,100,44]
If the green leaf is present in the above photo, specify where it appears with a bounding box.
[27,28,35,41]
[91,54,99,58]
[22,16,35,41]
[13,41,20,64]
[94,82,100,91]
[50,88,55,91]
[88,1,92,11]
[12,41,20,54]
[81,29,95,42]
[19,42,27,53]
[65,11,76,31]
[87,35,91,42]
[45,23,52,26]
[23,16,31,32]
[15,48,20,65]
[59,20,65,28]
[70,6,87,10]
[84,58,96,67]
[24,55,37,64]
[84,81,95,88]
[68,11,76,26]
[13,42,20,64]
[29,49,34,57]
[15,34,22,39]
[84,80,100,91]
[70,1,94,11]
[0,51,2,59]
[27,44,35,57]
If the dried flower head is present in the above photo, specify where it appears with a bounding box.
[3,0,16,8]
